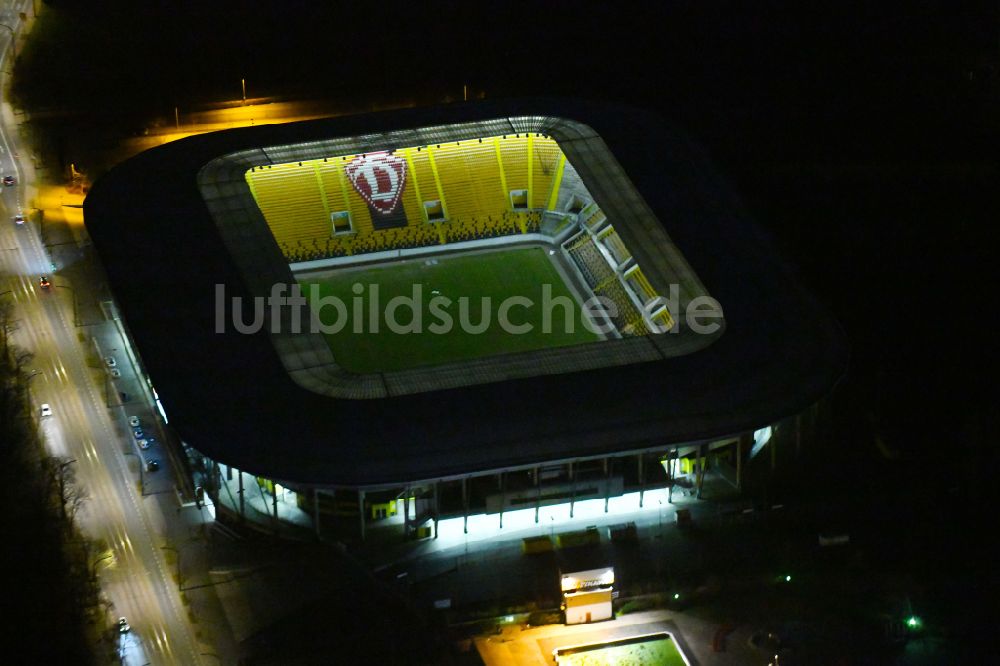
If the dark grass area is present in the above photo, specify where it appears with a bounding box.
[301,247,598,373]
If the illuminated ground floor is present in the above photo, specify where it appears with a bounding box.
[185,403,825,546]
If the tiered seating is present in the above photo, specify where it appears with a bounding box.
[532,136,561,205]
[247,135,564,263]
[401,147,438,218]
[566,234,614,288]
[623,267,659,305]
[442,212,523,244]
[248,163,328,246]
[429,141,491,220]
[315,157,375,234]
[467,140,510,214]
[565,227,665,338]
[498,135,530,203]
[582,205,606,232]
[598,226,632,266]
[524,210,542,233]
[595,279,648,336]
[650,307,675,333]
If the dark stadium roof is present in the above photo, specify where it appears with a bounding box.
[84,99,847,487]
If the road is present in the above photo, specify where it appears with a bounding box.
[0,7,209,664]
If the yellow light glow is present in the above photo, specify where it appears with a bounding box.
[31,185,86,229]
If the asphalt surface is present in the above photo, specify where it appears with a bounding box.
[0,8,212,664]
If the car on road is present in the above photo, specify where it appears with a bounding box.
[145,436,157,445]
[40,403,52,417]
[109,368,121,378]
[38,276,50,289]
[105,356,117,368]
[145,459,159,472]
[14,213,24,225]
[128,415,141,427]
[137,439,150,450]
[2,175,15,186]
[118,617,130,633]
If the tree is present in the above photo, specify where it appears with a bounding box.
[42,456,88,523]
[0,296,15,359]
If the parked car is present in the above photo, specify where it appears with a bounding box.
[40,403,53,417]
[110,368,121,378]
[118,617,130,633]
[128,415,141,427]
[136,439,150,450]
[38,276,51,289]
[2,175,15,186]
[105,356,117,368]
[132,427,144,439]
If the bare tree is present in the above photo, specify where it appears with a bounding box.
[13,347,34,375]
[42,456,88,523]
[0,297,15,359]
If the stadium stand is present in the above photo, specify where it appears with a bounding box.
[581,203,607,232]
[248,134,674,339]
[247,135,561,262]
[597,279,649,336]
[564,222,674,338]
[597,226,632,267]
[623,266,659,306]
[565,233,615,288]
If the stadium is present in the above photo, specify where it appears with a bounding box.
[84,99,846,542]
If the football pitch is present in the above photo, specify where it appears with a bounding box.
[300,247,600,373]
[555,636,688,666]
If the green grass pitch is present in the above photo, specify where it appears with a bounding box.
[556,637,687,666]
[301,247,599,373]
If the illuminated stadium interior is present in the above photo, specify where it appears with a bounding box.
[201,118,722,392]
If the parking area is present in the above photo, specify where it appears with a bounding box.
[90,320,178,496]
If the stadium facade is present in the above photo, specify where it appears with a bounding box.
[85,99,846,542]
